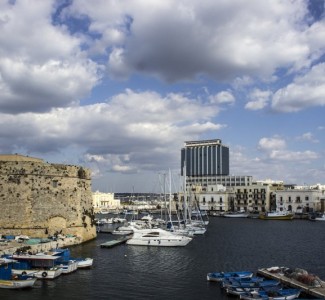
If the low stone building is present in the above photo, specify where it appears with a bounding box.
[0,154,96,242]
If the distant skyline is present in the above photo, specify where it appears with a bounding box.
[0,0,325,193]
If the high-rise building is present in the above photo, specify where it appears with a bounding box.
[181,139,252,188]
[181,139,229,177]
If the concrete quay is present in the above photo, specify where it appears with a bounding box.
[0,236,83,256]
[257,267,325,299]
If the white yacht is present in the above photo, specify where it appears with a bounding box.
[126,226,192,247]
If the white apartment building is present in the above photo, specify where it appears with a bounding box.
[194,184,235,212]
[274,186,325,213]
[92,191,121,210]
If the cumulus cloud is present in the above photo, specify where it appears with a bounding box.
[0,0,101,114]
[64,0,324,82]
[209,91,235,105]
[296,132,319,143]
[0,89,223,174]
[257,136,318,162]
[272,63,325,112]
[245,89,271,110]
[258,137,286,152]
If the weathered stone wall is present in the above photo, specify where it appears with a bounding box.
[0,156,96,242]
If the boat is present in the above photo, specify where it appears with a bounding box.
[222,276,268,288]
[11,253,63,279]
[48,249,78,274]
[75,257,93,268]
[207,271,254,282]
[224,279,280,289]
[226,284,281,297]
[239,288,300,300]
[314,213,325,221]
[0,258,37,289]
[259,211,294,220]
[126,226,192,247]
[223,211,249,218]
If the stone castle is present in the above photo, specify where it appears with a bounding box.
[0,154,96,242]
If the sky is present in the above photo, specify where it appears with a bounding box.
[0,0,325,193]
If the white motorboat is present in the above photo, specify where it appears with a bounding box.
[126,226,192,247]
[76,257,93,268]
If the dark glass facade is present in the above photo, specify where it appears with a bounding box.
[181,139,229,176]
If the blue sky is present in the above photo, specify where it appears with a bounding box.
[0,0,324,192]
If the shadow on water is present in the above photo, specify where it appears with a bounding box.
[1,217,324,299]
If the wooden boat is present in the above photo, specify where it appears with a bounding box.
[239,288,300,299]
[222,277,279,288]
[259,211,294,220]
[207,271,254,282]
[11,253,63,279]
[223,212,249,218]
[226,284,281,297]
[0,258,37,289]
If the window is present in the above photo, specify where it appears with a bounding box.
[52,180,58,188]
[211,197,214,203]
[305,196,309,201]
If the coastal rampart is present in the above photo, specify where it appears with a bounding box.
[0,154,96,242]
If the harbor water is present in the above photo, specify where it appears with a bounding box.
[1,217,324,299]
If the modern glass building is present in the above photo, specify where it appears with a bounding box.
[181,139,229,177]
[181,139,252,188]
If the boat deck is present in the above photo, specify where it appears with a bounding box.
[257,267,325,299]
[100,235,132,248]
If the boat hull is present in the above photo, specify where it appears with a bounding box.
[0,278,37,289]
[12,268,62,279]
[126,237,191,247]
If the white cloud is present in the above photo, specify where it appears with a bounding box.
[272,63,325,112]
[209,91,235,105]
[245,89,271,110]
[296,132,319,143]
[0,0,101,113]
[258,137,286,152]
[65,0,323,82]
[0,89,223,174]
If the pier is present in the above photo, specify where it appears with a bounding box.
[257,267,325,299]
[100,235,132,248]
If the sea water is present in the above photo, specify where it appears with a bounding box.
[1,217,324,299]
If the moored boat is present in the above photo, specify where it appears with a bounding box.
[259,211,294,220]
[75,257,93,268]
[223,212,249,218]
[239,288,300,300]
[126,226,192,247]
[207,271,254,282]
[11,253,63,279]
[0,258,37,289]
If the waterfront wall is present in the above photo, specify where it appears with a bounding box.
[0,155,96,242]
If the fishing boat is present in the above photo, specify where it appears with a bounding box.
[226,284,281,297]
[11,253,63,279]
[224,279,280,289]
[259,211,294,220]
[239,288,300,299]
[126,226,192,247]
[207,271,254,282]
[0,258,37,289]
[49,249,78,274]
[223,211,249,218]
[222,276,271,288]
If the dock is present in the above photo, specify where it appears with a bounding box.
[257,267,325,299]
[100,235,132,248]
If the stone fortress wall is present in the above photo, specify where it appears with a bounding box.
[0,154,96,242]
